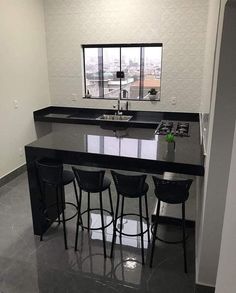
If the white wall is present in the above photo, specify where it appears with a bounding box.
[0,0,50,178]
[196,0,236,287]
[200,0,221,113]
[44,0,209,113]
[215,122,236,293]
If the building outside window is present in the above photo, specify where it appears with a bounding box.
[82,44,162,100]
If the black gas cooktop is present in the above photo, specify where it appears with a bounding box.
[155,120,190,137]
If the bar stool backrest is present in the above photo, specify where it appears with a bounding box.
[36,158,63,187]
[111,170,147,198]
[152,177,193,204]
[72,167,105,191]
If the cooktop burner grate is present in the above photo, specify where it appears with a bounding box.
[155,120,190,137]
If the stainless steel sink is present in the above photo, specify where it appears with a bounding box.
[96,114,133,121]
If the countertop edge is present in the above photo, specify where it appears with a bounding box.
[25,145,204,177]
[33,106,200,129]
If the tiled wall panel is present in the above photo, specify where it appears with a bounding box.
[44,0,209,112]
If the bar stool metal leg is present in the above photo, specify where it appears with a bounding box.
[73,180,79,207]
[56,190,61,225]
[110,193,120,258]
[87,192,90,232]
[120,196,125,239]
[99,192,107,258]
[75,211,80,251]
[75,188,84,251]
[108,187,114,215]
[139,196,145,265]
[150,199,161,267]
[60,189,68,250]
[144,193,150,242]
[182,203,187,273]
[78,188,84,230]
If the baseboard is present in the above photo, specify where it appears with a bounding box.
[0,164,26,187]
[195,284,215,293]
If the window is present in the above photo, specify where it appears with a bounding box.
[82,43,162,100]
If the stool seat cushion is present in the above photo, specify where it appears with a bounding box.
[80,176,111,193]
[153,177,193,204]
[154,189,189,204]
[120,182,149,198]
[111,170,148,198]
[63,170,75,185]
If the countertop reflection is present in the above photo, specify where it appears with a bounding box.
[27,124,203,172]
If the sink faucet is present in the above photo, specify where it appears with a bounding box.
[113,89,129,115]
[117,90,122,115]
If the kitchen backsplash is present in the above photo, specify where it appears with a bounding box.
[44,0,209,112]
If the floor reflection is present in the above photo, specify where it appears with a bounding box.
[85,212,149,249]
[74,235,146,287]
[65,212,150,288]
[0,172,196,293]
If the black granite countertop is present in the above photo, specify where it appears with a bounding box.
[34,106,199,129]
[26,123,204,176]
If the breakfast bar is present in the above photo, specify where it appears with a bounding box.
[25,115,204,235]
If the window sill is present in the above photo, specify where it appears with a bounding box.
[82,97,161,102]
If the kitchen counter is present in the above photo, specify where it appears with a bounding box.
[34,106,199,129]
[27,124,204,176]
[27,107,203,235]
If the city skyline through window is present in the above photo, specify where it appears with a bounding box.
[83,44,162,100]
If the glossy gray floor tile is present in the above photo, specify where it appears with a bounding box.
[0,171,196,293]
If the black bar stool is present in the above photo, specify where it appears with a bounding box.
[72,167,114,258]
[110,171,150,265]
[150,176,193,272]
[36,158,79,249]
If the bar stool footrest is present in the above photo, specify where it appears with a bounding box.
[116,213,149,237]
[44,202,78,223]
[151,223,188,244]
[80,208,113,230]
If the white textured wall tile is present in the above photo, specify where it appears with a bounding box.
[44,0,209,113]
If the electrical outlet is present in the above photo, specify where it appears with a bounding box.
[71,94,78,102]
[13,99,19,109]
[171,97,177,105]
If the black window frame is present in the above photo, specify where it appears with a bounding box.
[82,43,163,101]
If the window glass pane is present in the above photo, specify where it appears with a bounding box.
[83,44,162,100]
[143,47,162,100]
[103,47,120,99]
[121,47,141,100]
[84,48,103,98]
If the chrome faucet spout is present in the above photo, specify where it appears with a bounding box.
[116,90,122,115]
[114,89,129,115]
[118,91,121,112]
